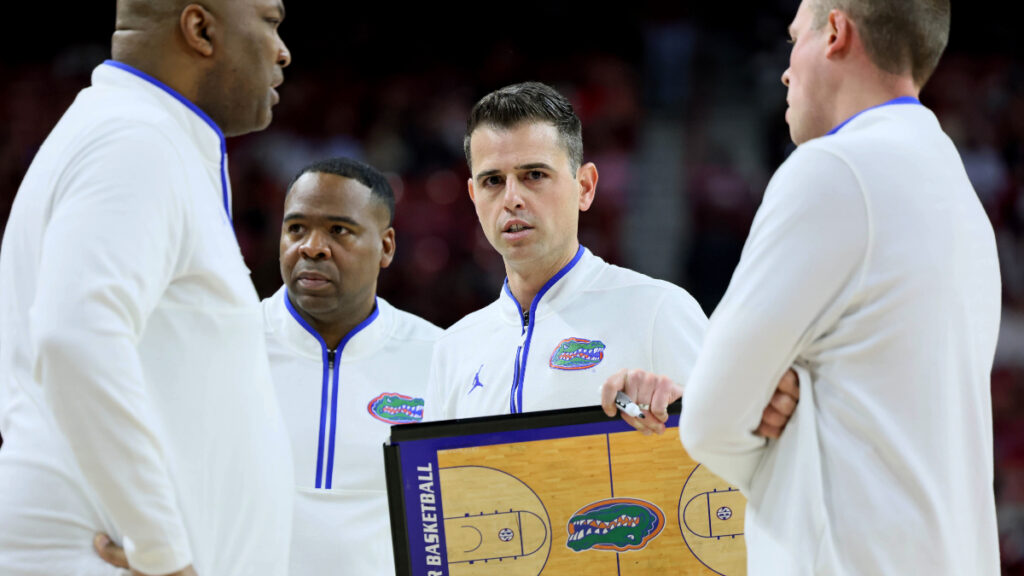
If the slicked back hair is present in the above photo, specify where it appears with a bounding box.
[464,81,584,173]
[287,157,395,226]
[811,0,950,87]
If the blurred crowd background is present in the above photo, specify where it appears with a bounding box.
[1,1,1022,572]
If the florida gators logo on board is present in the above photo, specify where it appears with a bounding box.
[367,393,424,424]
[549,337,605,370]
[566,497,664,552]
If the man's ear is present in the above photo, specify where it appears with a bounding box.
[577,162,598,212]
[180,4,216,57]
[380,227,396,269]
[467,177,476,203]
[825,9,853,59]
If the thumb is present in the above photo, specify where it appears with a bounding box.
[94,532,130,569]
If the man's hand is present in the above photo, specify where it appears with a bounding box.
[600,368,800,438]
[93,533,198,576]
[753,368,800,439]
[600,369,682,435]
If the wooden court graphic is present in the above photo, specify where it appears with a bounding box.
[441,466,551,575]
[435,429,747,575]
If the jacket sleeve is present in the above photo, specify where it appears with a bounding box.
[30,125,194,574]
[678,145,869,494]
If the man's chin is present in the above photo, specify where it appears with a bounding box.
[222,109,273,138]
[291,290,336,312]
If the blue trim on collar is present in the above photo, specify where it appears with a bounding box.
[502,279,524,324]
[826,96,922,136]
[508,245,585,413]
[324,298,379,489]
[284,289,331,488]
[284,288,328,347]
[502,245,586,328]
[102,60,232,222]
[284,290,381,489]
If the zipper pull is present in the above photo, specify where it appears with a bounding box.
[522,308,530,328]
[328,349,336,370]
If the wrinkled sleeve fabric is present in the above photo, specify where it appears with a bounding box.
[678,145,868,494]
[29,125,194,574]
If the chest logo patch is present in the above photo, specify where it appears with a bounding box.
[367,393,424,424]
[566,498,665,552]
[549,337,606,370]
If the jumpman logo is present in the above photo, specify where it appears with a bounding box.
[468,365,484,395]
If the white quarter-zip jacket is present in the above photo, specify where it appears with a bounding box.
[427,247,708,419]
[679,100,1002,575]
[263,286,440,575]
[0,61,293,576]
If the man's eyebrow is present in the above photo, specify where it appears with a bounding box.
[474,163,557,181]
[516,162,555,171]
[283,213,360,226]
[474,169,502,181]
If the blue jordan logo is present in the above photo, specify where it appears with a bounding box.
[468,365,484,395]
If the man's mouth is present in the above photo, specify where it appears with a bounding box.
[503,219,532,235]
[295,271,331,290]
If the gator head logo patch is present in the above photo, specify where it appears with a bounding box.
[367,393,424,424]
[566,498,664,552]
[549,338,605,371]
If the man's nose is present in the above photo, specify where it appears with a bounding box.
[299,231,329,259]
[278,36,292,69]
[503,177,524,210]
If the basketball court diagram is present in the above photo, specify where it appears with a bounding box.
[431,429,748,575]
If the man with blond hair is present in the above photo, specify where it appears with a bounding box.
[603,1,1001,574]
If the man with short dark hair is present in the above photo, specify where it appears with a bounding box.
[0,1,293,575]
[603,0,1001,573]
[428,83,799,431]
[426,81,709,420]
[264,157,439,576]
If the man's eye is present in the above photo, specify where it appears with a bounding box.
[287,224,303,234]
[331,225,347,235]
[525,170,545,180]
[484,176,503,187]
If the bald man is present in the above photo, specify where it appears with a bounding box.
[0,1,292,575]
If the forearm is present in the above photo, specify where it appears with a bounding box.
[35,302,192,574]
[679,145,868,493]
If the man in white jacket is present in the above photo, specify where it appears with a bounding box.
[427,82,798,430]
[426,82,710,420]
[602,0,1001,574]
[263,157,440,575]
[0,1,294,575]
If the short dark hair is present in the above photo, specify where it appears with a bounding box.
[812,0,950,87]
[287,157,395,225]
[464,81,584,172]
